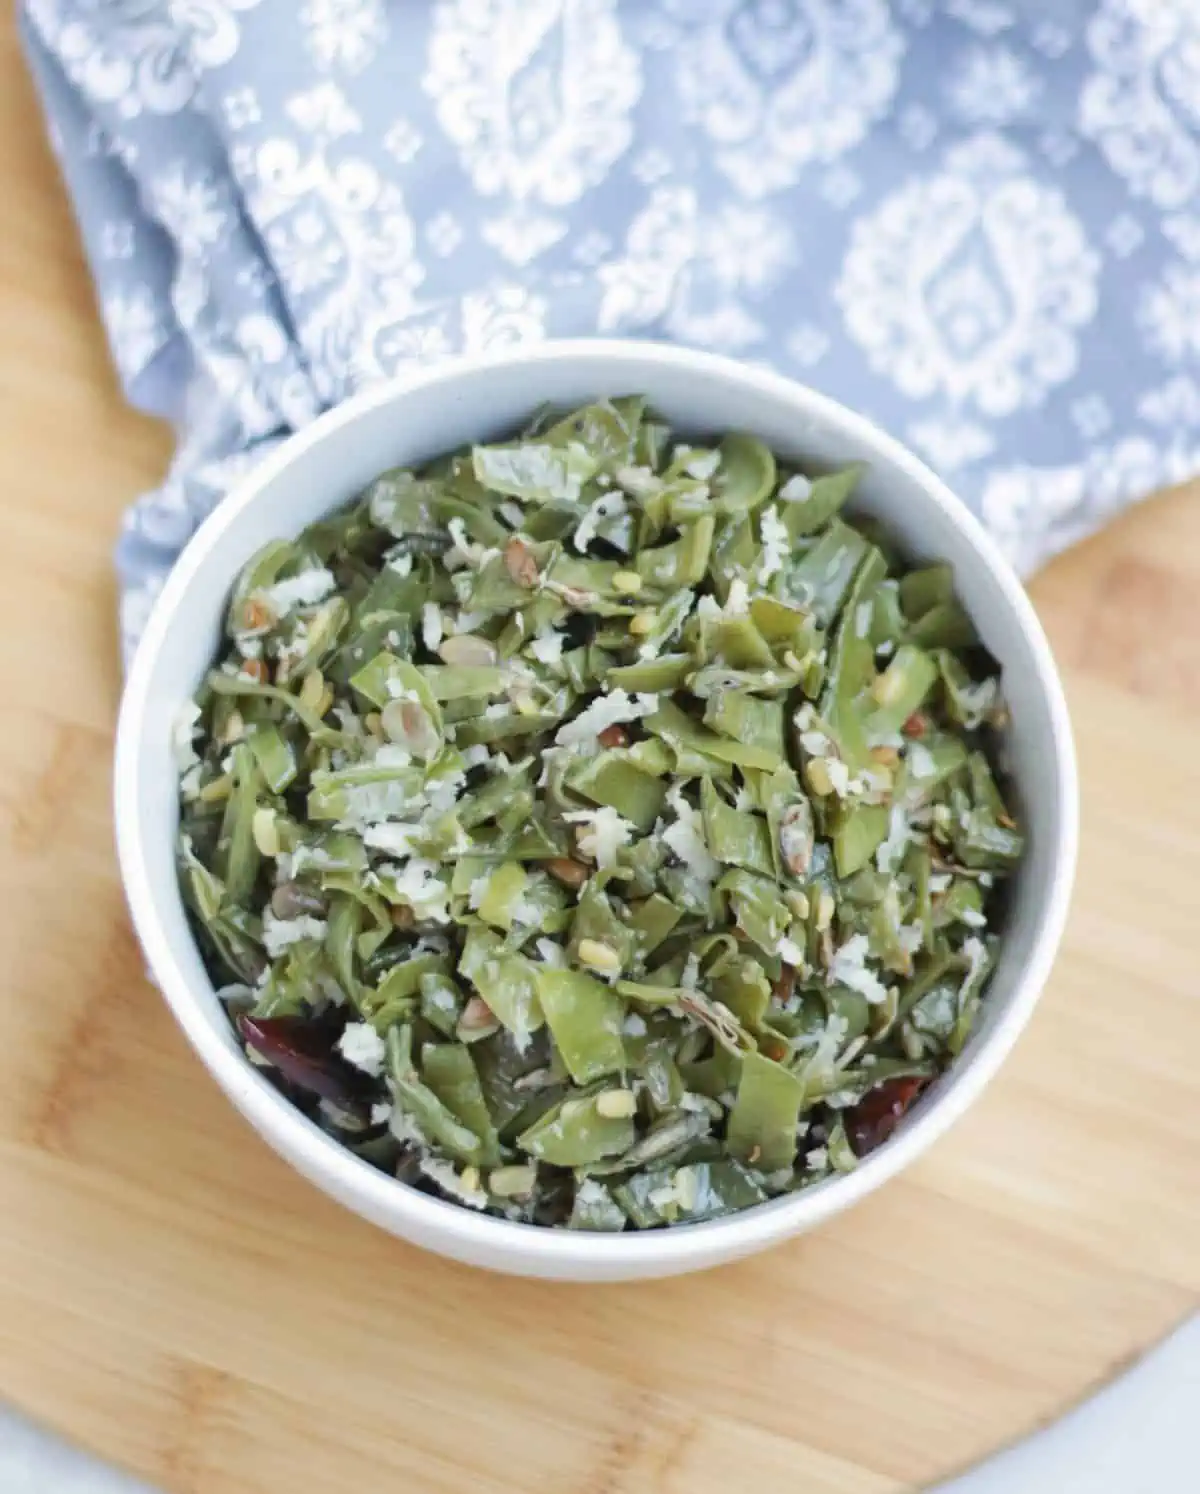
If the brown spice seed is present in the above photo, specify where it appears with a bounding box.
[546,857,589,889]
[458,995,497,1033]
[503,537,540,588]
[240,598,274,632]
[779,801,814,877]
[902,711,927,738]
[597,723,629,749]
[554,583,593,609]
[240,658,270,685]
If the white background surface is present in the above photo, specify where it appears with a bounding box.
[2,1318,1195,1492]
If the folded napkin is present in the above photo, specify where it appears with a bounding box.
[20,0,1200,656]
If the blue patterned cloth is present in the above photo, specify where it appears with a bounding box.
[19,0,1200,657]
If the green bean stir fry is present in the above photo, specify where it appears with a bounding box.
[176,398,1022,1229]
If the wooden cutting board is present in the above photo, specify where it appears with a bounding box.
[1,22,1197,1494]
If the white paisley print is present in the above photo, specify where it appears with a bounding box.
[599,187,796,350]
[300,0,386,75]
[242,85,424,397]
[425,0,641,262]
[1079,0,1200,211]
[837,135,1099,417]
[27,0,264,117]
[665,0,904,197]
[14,0,1200,660]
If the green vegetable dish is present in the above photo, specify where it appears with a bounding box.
[176,398,1022,1230]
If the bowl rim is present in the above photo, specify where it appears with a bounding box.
[114,338,1079,1275]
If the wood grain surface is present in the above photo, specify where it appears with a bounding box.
[1,18,1198,1494]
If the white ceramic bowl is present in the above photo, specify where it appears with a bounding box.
[114,340,1077,1280]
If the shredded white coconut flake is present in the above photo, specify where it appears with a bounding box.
[683,448,721,480]
[622,1012,647,1038]
[449,609,488,635]
[426,983,457,1014]
[386,858,451,923]
[388,553,413,578]
[445,518,497,571]
[875,803,910,874]
[421,602,444,652]
[825,758,852,797]
[776,936,807,967]
[573,491,627,553]
[908,741,938,779]
[370,1101,393,1126]
[757,504,790,584]
[554,688,658,748]
[799,729,833,757]
[337,779,411,827]
[338,1021,386,1077]
[779,474,813,503]
[423,765,466,814]
[535,938,566,967]
[528,628,566,666]
[827,933,890,1004]
[363,822,420,858]
[372,744,413,770]
[962,934,988,988]
[898,921,925,955]
[724,577,750,615]
[562,805,634,869]
[261,911,328,958]
[662,785,719,886]
[261,567,336,617]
